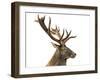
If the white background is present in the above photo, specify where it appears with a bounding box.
[25,9,93,67]
[0,0,100,80]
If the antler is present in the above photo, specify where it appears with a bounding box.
[35,15,76,45]
[36,15,64,44]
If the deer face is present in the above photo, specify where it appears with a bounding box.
[52,43,76,60]
[60,45,76,59]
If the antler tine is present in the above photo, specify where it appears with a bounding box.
[38,15,45,22]
[55,25,57,31]
[66,36,77,41]
[55,25,60,32]
[37,15,48,32]
[62,30,76,43]
[65,29,68,35]
[59,29,64,41]
[67,30,72,38]
[48,16,51,28]
[57,26,60,32]
[56,26,61,39]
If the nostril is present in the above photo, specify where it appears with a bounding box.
[71,53,76,58]
[74,53,76,57]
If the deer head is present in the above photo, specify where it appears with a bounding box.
[35,15,76,66]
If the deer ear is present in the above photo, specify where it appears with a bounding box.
[51,42,59,48]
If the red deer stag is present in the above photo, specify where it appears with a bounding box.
[35,15,76,66]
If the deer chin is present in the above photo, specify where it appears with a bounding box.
[64,56,70,60]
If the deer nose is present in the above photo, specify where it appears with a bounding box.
[71,53,76,58]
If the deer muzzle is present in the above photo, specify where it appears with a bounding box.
[70,53,76,58]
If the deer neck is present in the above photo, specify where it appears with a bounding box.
[58,58,66,65]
